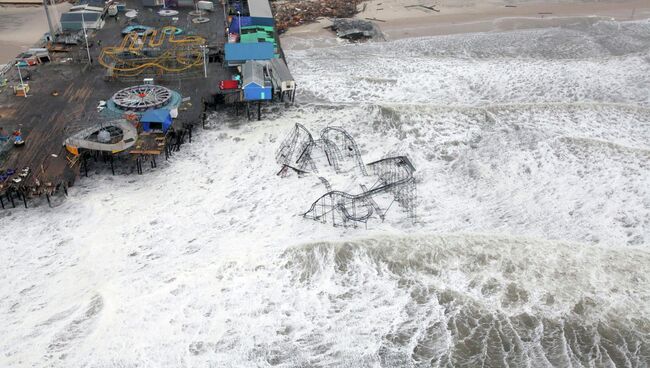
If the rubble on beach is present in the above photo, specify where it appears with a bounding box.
[272,0,362,33]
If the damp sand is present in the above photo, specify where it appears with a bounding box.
[280,0,650,50]
[0,4,71,65]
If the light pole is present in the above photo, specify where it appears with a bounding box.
[16,62,27,98]
[202,45,207,78]
[237,10,241,36]
[81,11,92,65]
[42,0,56,41]
[222,0,227,34]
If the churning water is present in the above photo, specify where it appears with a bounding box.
[0,19,649,367]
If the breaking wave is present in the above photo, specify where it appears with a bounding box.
[195,235,650,367]
[0,16,649,368]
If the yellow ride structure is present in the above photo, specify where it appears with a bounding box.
[99,26,207,78]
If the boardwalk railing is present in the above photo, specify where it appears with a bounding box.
[0,63,12,77]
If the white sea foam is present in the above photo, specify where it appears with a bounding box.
[0,20,648,367]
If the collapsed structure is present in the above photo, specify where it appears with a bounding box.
[276,124,416,227]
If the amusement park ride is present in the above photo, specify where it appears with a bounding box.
[99,26,207,79]
[276,124,417,228]
[111,84,173,111]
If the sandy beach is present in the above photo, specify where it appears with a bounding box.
[0,3,70,65]
[281,0,650,49]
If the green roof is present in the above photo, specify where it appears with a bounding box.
[242,25,274,33]
[240,33,276,44]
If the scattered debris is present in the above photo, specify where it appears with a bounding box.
[404,4,440,12]
[272,0,361,33]
[54,31,84,46]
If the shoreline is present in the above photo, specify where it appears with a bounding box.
[280,0,650,50]
[0,3,71,65]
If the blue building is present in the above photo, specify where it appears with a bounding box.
[224,42,274,66]
[140,109,173,133]
[228,16,275,34]
[242,61,272,101]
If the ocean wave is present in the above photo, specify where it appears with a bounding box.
[287,19,650,60]
[192,234,650,367]
[1,17,649,368]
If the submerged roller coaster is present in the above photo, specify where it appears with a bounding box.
[276,124,417,227]
[99,26,206,79]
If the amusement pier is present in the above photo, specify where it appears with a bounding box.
[0,0,295,208]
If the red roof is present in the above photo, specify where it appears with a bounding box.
[220,80,239,90]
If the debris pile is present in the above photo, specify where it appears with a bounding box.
[328,18,382,40]
[272,0,361,33]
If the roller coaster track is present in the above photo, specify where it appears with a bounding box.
[276,123,314,172]
[277,124,417,226]
[99,26,206,76]
[360,184,384,221]
[276,124,369,175]
[321,126,368,176]
[303,156,416,225]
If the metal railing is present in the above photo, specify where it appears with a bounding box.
[0,63,13,78]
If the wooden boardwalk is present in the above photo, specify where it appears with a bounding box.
[0,63,99,202]
[0,0,230,207]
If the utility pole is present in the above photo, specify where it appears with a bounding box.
[42,0,56,40]
[237,10,241,34]
[222,0,228,34]
[202,45,208,78]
